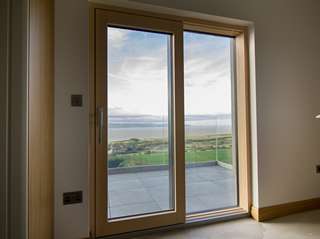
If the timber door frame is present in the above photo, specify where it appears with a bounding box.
[92,8,185,237]
[28,0,54,238]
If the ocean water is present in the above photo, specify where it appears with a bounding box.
[108,125,232,142]
[107,114,233,141]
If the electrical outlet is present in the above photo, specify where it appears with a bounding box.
[63,191,83,205]
[316,165,320,174]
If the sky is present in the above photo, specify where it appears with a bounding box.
[107,27,233,117]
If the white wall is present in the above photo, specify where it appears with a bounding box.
[54,0,89,238]
[55,0,320,238]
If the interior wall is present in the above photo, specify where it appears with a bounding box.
[55,0,320,238]
[54,0,89,238]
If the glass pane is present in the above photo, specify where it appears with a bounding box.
[107,27,173,219]
[184,31,238,214]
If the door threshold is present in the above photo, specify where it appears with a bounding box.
[97,208,249,239]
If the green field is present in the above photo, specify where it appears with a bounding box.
[108,149,232,168]
[108,134,233,168]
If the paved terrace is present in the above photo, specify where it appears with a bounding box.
[108,165,237,218]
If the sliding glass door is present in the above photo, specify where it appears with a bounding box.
[107,26,175,219]
[184,31,238,214]
[94,9,185,237]
[92,6,250,238]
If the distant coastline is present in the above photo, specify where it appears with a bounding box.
[108,114,232,141]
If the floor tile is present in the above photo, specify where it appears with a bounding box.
[133,210,320,239]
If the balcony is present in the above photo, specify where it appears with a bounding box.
[108,134,237,219]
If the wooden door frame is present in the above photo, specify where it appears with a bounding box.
[28,0,54,238]
[92,8,185,237]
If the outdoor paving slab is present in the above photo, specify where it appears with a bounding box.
[140,175,170,188]
[147,185,172,211]
[186,173,206,183]
[147,186,170,199]
[108,165,237,218]
[186,196,211,213]
[135,170,169,178]
[109,188,154,207]
[214,178,237,189]
[108,178,143,191]
[154,199,171,211]
[186,181,229,197]
[110,202,161,219]
[197,193,237,210]
[108,172,138,182]
[197,169,233,181]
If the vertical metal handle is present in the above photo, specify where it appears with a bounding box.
[98,107,104,144]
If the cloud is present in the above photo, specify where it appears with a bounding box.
[184,56,230,88]
[183,32,233,115]
[108,107,131,116]
[184,37,231,88]
[107,29,233,116]
[107,32,170,116]
[108,27,128,48]
[119,55,167,82]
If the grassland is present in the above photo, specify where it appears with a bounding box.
[108,134,232,168]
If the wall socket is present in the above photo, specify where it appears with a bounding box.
[316,165,320,174]
[63,191,83,205]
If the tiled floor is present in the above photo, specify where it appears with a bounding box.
[132,210,320,239]
[108,165,237,218]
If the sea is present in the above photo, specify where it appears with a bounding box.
[108,115,232,141]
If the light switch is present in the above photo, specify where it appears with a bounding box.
[71,94,83,107]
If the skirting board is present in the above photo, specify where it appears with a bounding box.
[251,197,320,221]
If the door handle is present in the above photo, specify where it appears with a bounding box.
[97,107,104,144]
